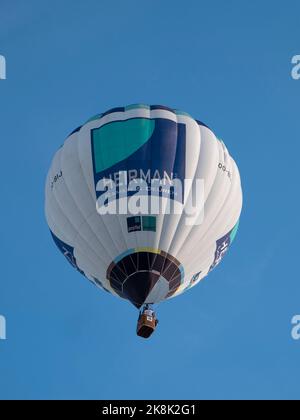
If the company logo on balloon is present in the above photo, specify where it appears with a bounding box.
[92,116,205,225]
[50,232,85,276]
[92,117,186,198]
[209,223,239,271]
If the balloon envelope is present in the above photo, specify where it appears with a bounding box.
[45,104,242,308]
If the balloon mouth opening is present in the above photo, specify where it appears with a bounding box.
[106,250,184,307]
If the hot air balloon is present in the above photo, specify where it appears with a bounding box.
[45,104,242,338]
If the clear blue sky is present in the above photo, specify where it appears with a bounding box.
[0,0,300,400]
